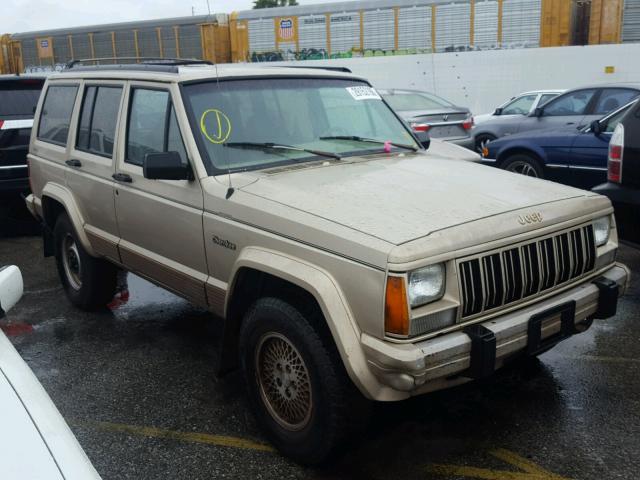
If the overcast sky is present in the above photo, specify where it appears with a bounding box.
[1,0,327,34]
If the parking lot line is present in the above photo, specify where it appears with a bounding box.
[71,420,275,453]
[425,448,570,480]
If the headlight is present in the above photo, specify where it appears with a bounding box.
[593,216,611,247]
[408,264,445,307]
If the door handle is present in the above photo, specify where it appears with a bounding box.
[566,122,575,125]
[65,159,82,167]
[112,172,133,183]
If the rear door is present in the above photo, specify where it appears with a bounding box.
[113,82,208,306]
[65,81,124,261]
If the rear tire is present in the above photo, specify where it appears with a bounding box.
[53,213,117,310]
[501,154,544,179]
[239,297,369,465]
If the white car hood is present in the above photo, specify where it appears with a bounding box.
[0,331,101,480]
[0,369,64,479]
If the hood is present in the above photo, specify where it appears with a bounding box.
[241,152,591,245]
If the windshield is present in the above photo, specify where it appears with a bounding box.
[382,91,455,111]
[183,78,419,174]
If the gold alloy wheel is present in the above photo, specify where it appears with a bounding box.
[255,332,313,431]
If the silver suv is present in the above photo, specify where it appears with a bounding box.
[25,61,629,464]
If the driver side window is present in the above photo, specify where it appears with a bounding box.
[543,89,596,117]
[126,88,186,166]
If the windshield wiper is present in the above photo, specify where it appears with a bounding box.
[319,135,418,152]
[224,142,341,160]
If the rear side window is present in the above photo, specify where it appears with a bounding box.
[126,88,186,167]
[77,85,123,157]
[593,89,639,115]
[0,80,44,118]
[38,85,78,146]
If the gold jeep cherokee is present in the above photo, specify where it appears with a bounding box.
[25,60,629,465]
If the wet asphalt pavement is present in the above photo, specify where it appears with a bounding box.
[1,211,639,480]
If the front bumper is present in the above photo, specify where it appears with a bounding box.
[362,263,629,396]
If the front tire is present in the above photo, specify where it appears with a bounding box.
[501,154,544,179]
[239,297,367,465]
[53,213,117,310]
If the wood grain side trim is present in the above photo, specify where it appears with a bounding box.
[119,245,208,308]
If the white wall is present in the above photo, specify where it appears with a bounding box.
[266,43,640,114]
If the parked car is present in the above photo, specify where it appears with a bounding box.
[473,89,563,151]
[479,101,636,189]
[379,88,474,149]
[0,76,46,197]
[0,265,101,479]
[594,99,640,247]
[26,61,628,465]
[472,84,640,154]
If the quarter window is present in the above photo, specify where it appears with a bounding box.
[126,88,187,167]
[76,85,122,157]
[37,85,78,146]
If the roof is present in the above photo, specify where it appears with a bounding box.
[46,64,364,84]
[567,82,640,90]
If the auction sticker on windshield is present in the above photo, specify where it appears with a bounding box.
[346,86,381,101]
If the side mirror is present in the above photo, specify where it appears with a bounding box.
[415,130,430,150]
[534,107,544,117]
[143,152,192,180]
[494,107,503,116]
[591,120,603,135]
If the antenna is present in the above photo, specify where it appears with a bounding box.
[206,0,211,16]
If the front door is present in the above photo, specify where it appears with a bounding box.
[517,88,597,134]
[113,82,208,306]
[569,106,630,189]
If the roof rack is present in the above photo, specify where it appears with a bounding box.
[64,57,213,73]
[272,65,352,73]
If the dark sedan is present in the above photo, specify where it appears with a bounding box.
[479,101,635,190]
[380,88,474,149]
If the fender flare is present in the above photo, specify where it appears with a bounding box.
[227,247,395,400]
[41,183,97,257]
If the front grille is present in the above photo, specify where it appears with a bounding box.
[459,225,596,318]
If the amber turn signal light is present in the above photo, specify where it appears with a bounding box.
[385,276,410,336]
